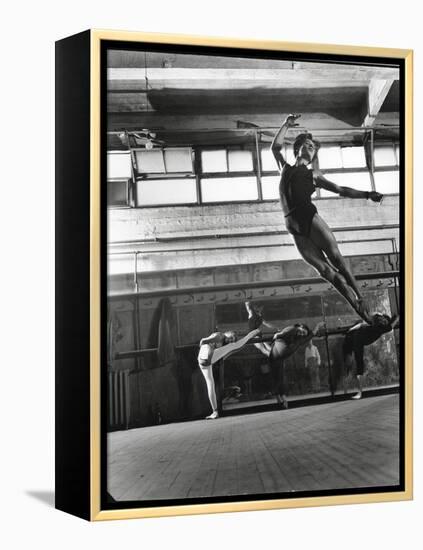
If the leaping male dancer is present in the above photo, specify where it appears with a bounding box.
[272,113,383,323]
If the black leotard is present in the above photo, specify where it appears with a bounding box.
[279,164,317,237]
[343,323,392,375]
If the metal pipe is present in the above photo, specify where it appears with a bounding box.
[108,237,400,257]
[254,129,263,201]
[109,270,399,300]
[115,325,373,360]
[108,223,400,248]
[320,295,334,397]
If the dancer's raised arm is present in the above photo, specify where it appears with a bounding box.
[271,113,301,170]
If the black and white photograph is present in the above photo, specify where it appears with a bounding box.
[105,42,404,507]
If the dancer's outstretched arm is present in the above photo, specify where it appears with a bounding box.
[271,114,301,170]
[314,172,383,202]
[211,329,261,365]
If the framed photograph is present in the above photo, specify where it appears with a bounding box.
[55,30,413,521]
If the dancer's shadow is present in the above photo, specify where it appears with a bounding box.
[26,490,55,508]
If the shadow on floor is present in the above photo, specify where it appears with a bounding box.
[26,490,55,508]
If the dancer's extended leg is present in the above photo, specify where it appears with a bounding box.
[211,329,260,364]
[293,232,369,321]
[310,215,370,320]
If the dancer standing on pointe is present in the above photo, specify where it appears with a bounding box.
[271,114,383,323]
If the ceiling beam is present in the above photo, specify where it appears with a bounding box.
[363,79,394,126]
[107,67,399,91]
[107,112,368,134]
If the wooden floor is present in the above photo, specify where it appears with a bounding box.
[108,395,400,502]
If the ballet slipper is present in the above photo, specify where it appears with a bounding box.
[206,411,219,420]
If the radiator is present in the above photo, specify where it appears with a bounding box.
[108,369,131,430]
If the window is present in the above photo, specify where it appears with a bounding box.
[341,146,366,168]
[261,148,279,172]
[163,148,193,172]
[318,146,343,169]
[107,180,129,207]
[395,144,400,165]
[374,171,399,194]
[134,148,193,174]
[135,149,165,173]
[228,150,253,172]
[135,178,197,206]
[374,144,397,167]
[107,151,132,179]
[201,149,253,173]
[261,176,280,200]
[201,176,258,203]
[319,171,371,197]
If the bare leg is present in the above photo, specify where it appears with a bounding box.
[199,364,219,418]
[352,346,365,399]
[352,375,363,399]
[310,215,363,298]
[309,215,371,322]
[269,341,289,408]
[293,232,369,322]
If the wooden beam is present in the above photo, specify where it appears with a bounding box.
[108,67,399,91]
[106,112,370,135]
[363,79,394,126]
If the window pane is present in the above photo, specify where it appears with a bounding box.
[319,171,371,197]
[201,150,227,172]
[201,177,258,202]
[107,180,128,206]
[341,146,366,168]
[317,146,343,169]
[136,179,197,206]
[163,148,193,173]
[395,144,400,165]
[261,175,280,199]
[107,152,132,178]
[134,150,165,173]
[374,171,399,194]
[261,148,279,171]
[228,150,253,172]
[374,144,396,167]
